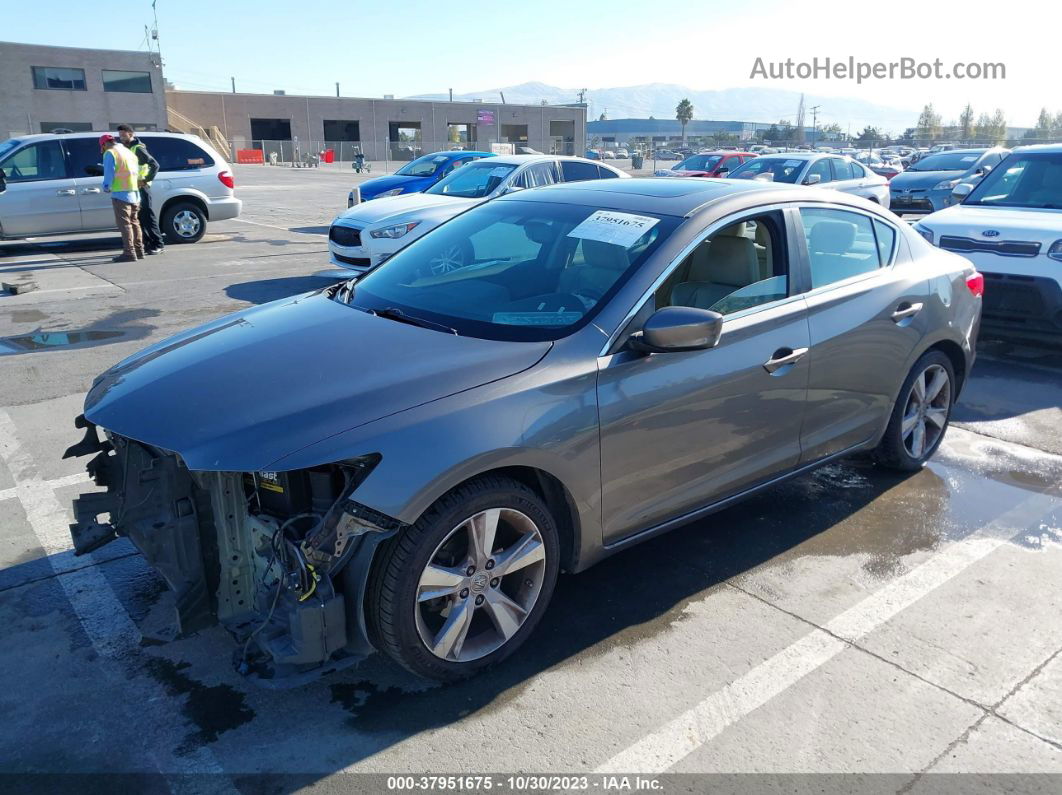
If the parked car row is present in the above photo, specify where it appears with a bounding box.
[330,155,627,272]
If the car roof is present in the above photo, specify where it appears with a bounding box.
[495,176,862,217]
[1011,143,1062,154]
[476,154,593,166]
[6,131,205,146]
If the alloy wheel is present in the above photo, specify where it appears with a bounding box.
[901,363,951,458]
[172,209,202,238]
[415,508,547,663]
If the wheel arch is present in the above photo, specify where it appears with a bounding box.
[924,338,968,397]
[160,192,209,220]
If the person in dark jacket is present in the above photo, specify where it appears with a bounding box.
[117,124,164,254]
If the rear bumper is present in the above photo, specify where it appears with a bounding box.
[206,196,242,221]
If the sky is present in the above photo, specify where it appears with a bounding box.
[4,0,1058,128]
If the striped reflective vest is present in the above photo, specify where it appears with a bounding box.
[106,144,140,192]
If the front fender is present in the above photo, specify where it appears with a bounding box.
[265,361,603,558]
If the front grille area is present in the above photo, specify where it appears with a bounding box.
[939,236,1041,257]
[329,225,361,247]
[333,253,371,268]
[891,197,934,211]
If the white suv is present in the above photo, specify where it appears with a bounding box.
[914,144,1062,340]
[0,132,241,243]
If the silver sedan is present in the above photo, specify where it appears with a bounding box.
[727,152,891,208]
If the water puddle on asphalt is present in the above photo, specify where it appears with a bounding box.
[0,329,125,354]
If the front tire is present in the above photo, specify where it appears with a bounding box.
[161,201,206,244]
[366,476,560,681]
[874,351,954,471]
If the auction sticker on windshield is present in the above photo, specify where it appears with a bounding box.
[568,210,659,248]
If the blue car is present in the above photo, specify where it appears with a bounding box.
[349,151,495,207]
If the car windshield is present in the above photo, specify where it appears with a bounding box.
[964,152,1062,210]
[395,154,449,177]
[426,161,517,199]
[675,154,722,171]
[0,139,23,163]
[344,199,681,341]
[909,152,984,172]
[727,157,804,184]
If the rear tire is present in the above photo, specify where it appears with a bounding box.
[366,476,560,682]
[874,351,954,471]
[161,201,206,244]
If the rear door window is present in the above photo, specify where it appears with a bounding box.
[515,161,559,188]
[799,207,884,289]
[596,165,620,179]
[141,136,214,171]
[560,160,600,182]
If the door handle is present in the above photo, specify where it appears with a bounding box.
[56,188,76,196]
[80,187,101,194]
[891,302,924,322]
[763,346,809,374]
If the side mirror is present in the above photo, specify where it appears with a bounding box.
[716,168,730,177]
[951,183,973,201]
[629,306,723,354]
[804,173,822,185]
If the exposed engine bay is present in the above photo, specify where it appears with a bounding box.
[64,414,399,684]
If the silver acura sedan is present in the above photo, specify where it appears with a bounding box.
[67,178,981,683]
[727,152,892,207]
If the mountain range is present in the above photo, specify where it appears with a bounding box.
[408,82,919,133]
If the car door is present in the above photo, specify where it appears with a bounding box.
[0,139,80,237]
[597,208,811,543]
[63,136,114,231]
[796,206,930,462]
[803,158,832,187]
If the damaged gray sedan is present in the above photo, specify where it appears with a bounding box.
[67,178,981,683]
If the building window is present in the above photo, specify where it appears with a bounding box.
[323,120,360,142]
[102,70,153,93]
[250,118,292,141]
[32,66,87,91]
[107,123,158,132]
[40,122,94,133]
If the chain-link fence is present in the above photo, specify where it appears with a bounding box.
[228,139,581,171]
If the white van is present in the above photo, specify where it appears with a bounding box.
[0,131,241,243]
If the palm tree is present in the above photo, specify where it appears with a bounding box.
[675,98,693,144]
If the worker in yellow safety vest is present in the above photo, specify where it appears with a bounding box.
[117,124,163,254]
[100,134,144,262]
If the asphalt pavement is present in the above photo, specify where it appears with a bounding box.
[0,164,1060,793]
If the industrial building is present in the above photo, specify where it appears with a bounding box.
[0,41,168,138]
[1,41,586,162]
[588,117,821,147]
[165,91,585,161]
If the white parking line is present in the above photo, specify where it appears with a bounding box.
[595,491,1057,774]
[0,409,228,777]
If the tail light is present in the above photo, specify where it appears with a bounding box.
[218,170,235,189]
[965,271,984,298]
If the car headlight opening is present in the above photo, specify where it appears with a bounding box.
[378,188,404,197]
[933,178,961,191]
[370,222,420,240]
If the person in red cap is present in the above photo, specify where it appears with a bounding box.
[100,134,144,262]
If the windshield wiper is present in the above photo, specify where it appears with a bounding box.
[371,307,458,335]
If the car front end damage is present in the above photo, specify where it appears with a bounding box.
[64,414,401,685]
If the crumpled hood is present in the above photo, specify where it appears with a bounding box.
[334,192,473,226]
[890,169,962,190]
[84,293,550,472]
